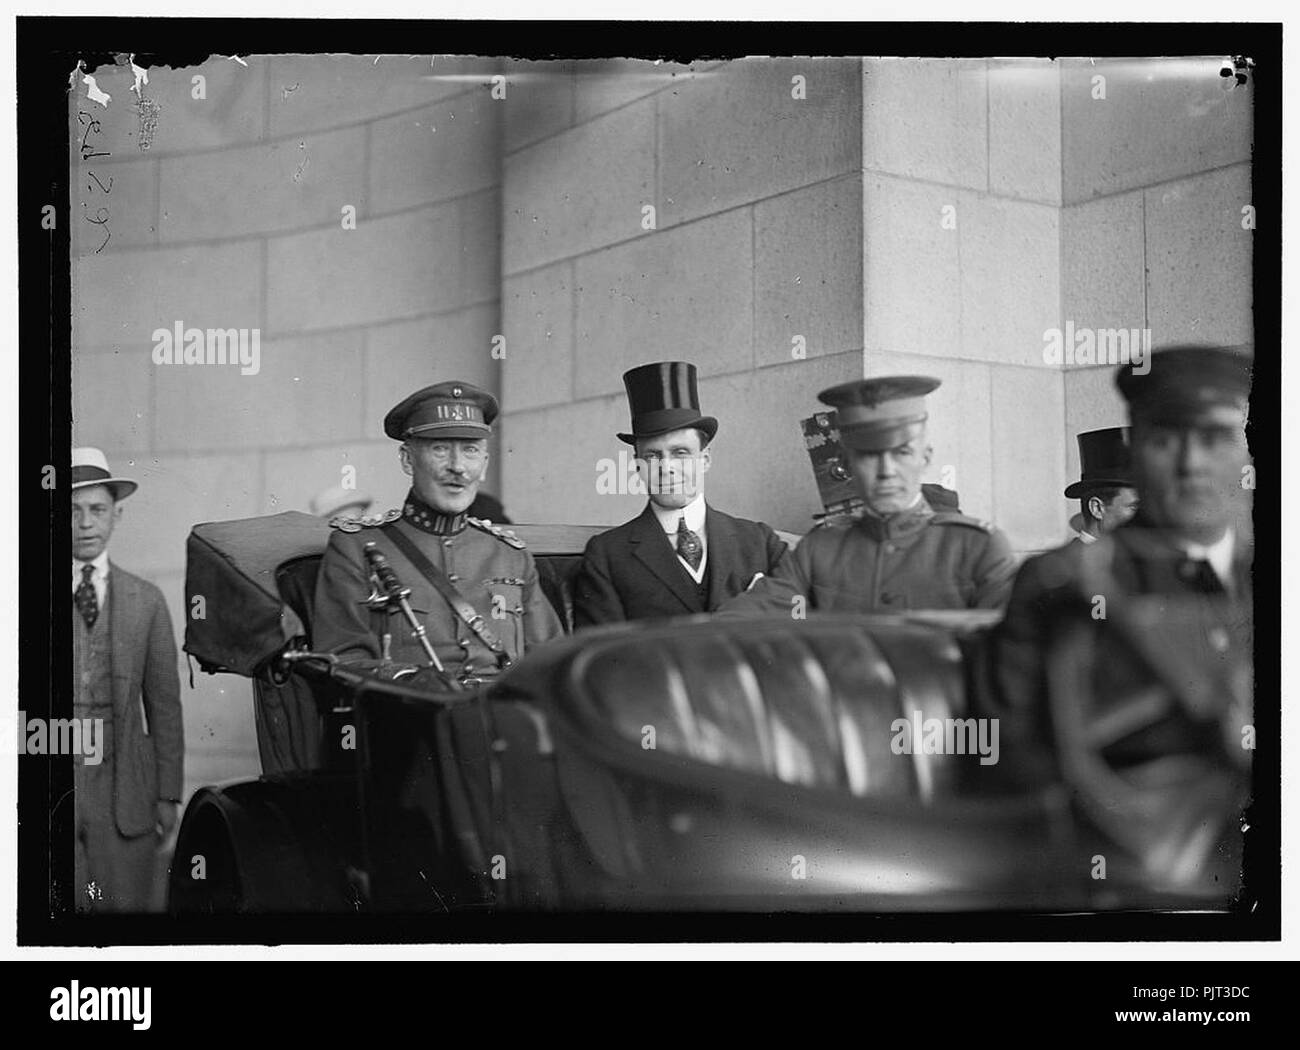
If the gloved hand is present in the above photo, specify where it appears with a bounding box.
[336,659,462,694]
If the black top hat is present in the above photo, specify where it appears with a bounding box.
[1064,427,1133,498]
[617,362,718,445]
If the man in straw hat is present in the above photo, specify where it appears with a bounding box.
[719,374,1018,616]
[572,361,787,627]
[70,447,184,911]
[310,483,374,521]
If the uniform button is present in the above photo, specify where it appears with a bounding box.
[884,543,896,554]
[447,573,459,582]
[459,638,471,649]
[442,539,453,548]
[1208,628,1230,652]
[82,672,91,684]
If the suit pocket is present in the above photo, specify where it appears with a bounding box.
[118,729,158,837]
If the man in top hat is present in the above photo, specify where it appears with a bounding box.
[312,381,563,686]
[719,375,1018,617]
[71,448,184,911]
[1065,427,1139,544]
[984,346,1252,880]
[572,361,787,627]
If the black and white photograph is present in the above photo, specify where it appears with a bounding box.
[7,12,1285,987]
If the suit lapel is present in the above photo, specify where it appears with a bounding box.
[1231,540,1253,603]
[628,505,702,613]
[107,563,136,722]
[704,506,742,609]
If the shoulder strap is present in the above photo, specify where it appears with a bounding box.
[381,524,511,669]
[930,510,995,532]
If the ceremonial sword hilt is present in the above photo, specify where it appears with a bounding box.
[361,541,450,680]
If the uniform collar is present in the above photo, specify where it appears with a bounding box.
[855,494,933,541]
[650,494,707,536]
[402,489,468,536]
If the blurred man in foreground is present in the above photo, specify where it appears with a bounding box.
[987,345,1253,885]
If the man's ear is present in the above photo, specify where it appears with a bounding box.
[1087,494,1105,520]
[112,502,123,524]
[398,444,413,476]
[923,444,934,467]
[698,445,712,473]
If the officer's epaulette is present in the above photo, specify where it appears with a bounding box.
[328,507,402,533]
[467,516,526,549]
[930,510,996,533]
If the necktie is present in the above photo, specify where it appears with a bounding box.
[76,563,99,628]
[1177,557,1224,595]
[675,516,703,571]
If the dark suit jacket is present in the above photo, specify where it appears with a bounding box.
[573,503,787,628]
[982,517,1252,789]
[106,564,185,836]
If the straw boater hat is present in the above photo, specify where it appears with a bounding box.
[71,447,137,500]
[310,484,373,519]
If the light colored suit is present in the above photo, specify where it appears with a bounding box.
[102,565,184,832]
[74,564,183,910]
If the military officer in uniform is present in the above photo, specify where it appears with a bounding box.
[1064,427,1139,544]
[719,376,1018,617]
[312,381,563,686]
[985,346,1252,879]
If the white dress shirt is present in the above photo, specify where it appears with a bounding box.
[651,494,708,583]
[72,551,110,610]
[1177,527,1236,594]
